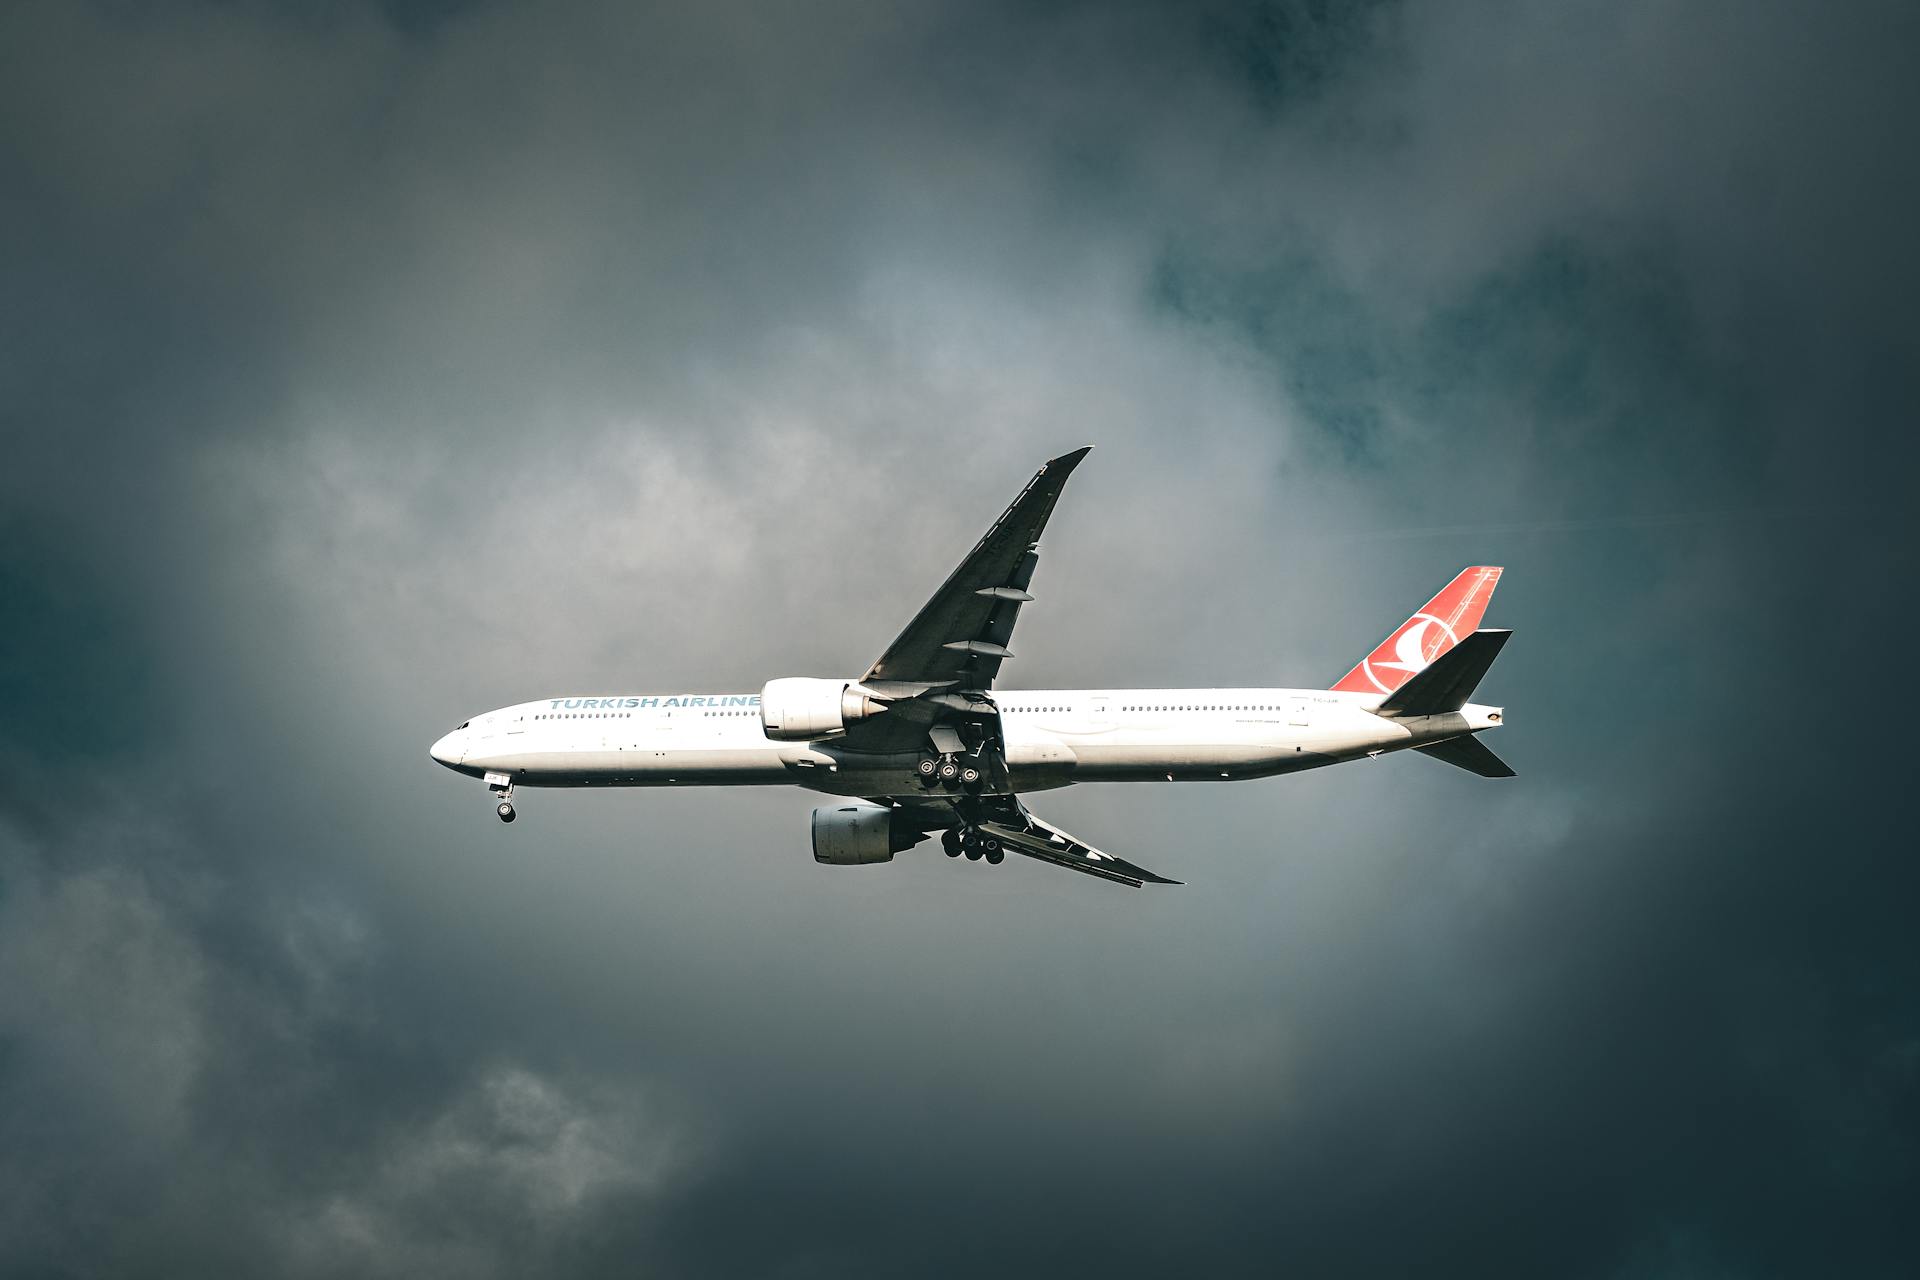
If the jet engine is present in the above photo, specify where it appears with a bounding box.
[811,802,927,865]
[760,677,887,741]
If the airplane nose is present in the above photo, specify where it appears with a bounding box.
[429,731,464,768]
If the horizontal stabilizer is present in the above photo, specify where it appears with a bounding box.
[1415,734,1516,778]
[1378,629,1511,716]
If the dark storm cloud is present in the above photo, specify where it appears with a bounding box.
[4,1,1917,1275]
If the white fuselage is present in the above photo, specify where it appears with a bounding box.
[429,688,1505,799]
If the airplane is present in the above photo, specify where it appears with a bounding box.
[429,448,1512,887]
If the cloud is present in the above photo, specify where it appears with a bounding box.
[0,790,705,1277]
[2,0,1916,1275]
[277,1064,688,1277]
[0,857,207,1154]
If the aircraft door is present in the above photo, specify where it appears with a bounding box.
[650,708,673,752]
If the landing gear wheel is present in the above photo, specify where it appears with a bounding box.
[917,757,938,778]
[937,758,961,782]
[496,801,516,823]
[985,846,1004,865]
[942,829,963,857]
[959,765,981,786]
[964,845,983,861]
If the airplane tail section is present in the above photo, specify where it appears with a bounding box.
[1332,566,1504,695]
[1378,628,1510,716]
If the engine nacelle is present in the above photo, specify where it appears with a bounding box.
[760,677,886,741]
[811,802,924,866]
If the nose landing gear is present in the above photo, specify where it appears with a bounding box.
[486,771,517,824]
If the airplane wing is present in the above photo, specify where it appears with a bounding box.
[980,799,1183,888]
[849,451,1177,888]
[842,447,1091,753]
[883,792,1182,889]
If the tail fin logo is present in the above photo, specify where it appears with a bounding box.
[1331,566,1503,697]
[1365,614,1461,687]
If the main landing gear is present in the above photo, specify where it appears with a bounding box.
[942,827,1003,865]
[920,754,984,790]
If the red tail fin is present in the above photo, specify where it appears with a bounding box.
[1332,566,1504,695]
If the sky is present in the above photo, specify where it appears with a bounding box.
[3,1,1917,1275]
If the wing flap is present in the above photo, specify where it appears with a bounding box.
[876,792,1181,888]
[979,823,1159,887]
[979,804,1182,888]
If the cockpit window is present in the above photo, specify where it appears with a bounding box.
[459,721,470,729]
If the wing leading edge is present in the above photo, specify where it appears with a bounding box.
[844,447,1091,755]
[863,446,1091,689]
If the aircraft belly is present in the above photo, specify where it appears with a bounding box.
[454,712,1406,791]
[1061,726,1358,782]
[466,745,795,787]
[1068,744,1330,781]
[1002,738,1078,791]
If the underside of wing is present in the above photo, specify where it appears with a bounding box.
[877,792,1181,889]
[979,812,1183,888]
